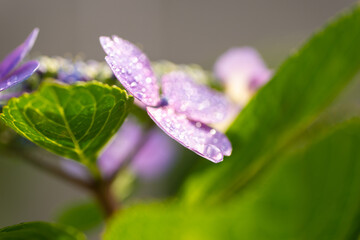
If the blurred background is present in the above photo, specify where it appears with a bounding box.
[0,0,357,232]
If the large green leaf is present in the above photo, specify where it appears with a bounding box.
[0,222,86,240]
[0,81,133,169]
[104,119,360,240]
[182,5,360,204]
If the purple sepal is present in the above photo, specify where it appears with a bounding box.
[98,120,143,177]
[0,60,39,92]
[100,36,160,106]
[100,35,233,163]
[131,128,177,179]
[214,47,267,80]
[0,28,39,79]
[162,71,234,124]
[147,106,232,163]
[0,91,25,101]
[213,47,272,109]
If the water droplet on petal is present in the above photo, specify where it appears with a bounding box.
[145,77,152,83]
[205,144,222,162]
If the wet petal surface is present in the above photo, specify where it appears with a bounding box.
[147,106,232,163]
[100,36,160,106]
[162,71,233,124]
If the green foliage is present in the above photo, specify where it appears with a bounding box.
[0,81,133,170]
[56,201,104,232]
[103,5,360,240]
[182,5,360,204]
[0,222,86,240]
[104,119,360,240]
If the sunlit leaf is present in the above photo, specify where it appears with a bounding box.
[182,5,360,204]
[104,119,360,240]
[0,81,133,170]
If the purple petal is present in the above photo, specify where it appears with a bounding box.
[147,106,232,163]
[100,36,160,106]
[161,71,234,124]
[214,47,271,85]
[98,119,143,177]
[0,91,24,101]
[0,60,39,92]
[0,28,39,79]
[131,128,177,179]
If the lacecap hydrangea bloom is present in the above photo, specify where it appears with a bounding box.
[100,35,233,163]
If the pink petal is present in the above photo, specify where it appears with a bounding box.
[100,36,160,107]
[147,106,232,163]
[161,71,234,124]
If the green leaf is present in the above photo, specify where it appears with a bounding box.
[56,201,104,232]
[0,81,133,169]
[104,119,360,240]
[0,222,86,240]
[182,5,360,204]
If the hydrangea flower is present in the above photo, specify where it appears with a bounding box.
[214,47,272,106]
[99,119,177,179]
[0,28,39,93]
[100,36,232,163]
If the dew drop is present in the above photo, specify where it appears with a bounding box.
[131,57,138,63]
[145,77,152,83]
[204,144,222,163]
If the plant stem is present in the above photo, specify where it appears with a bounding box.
[91,179,118,218]
[6,144,119,218]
